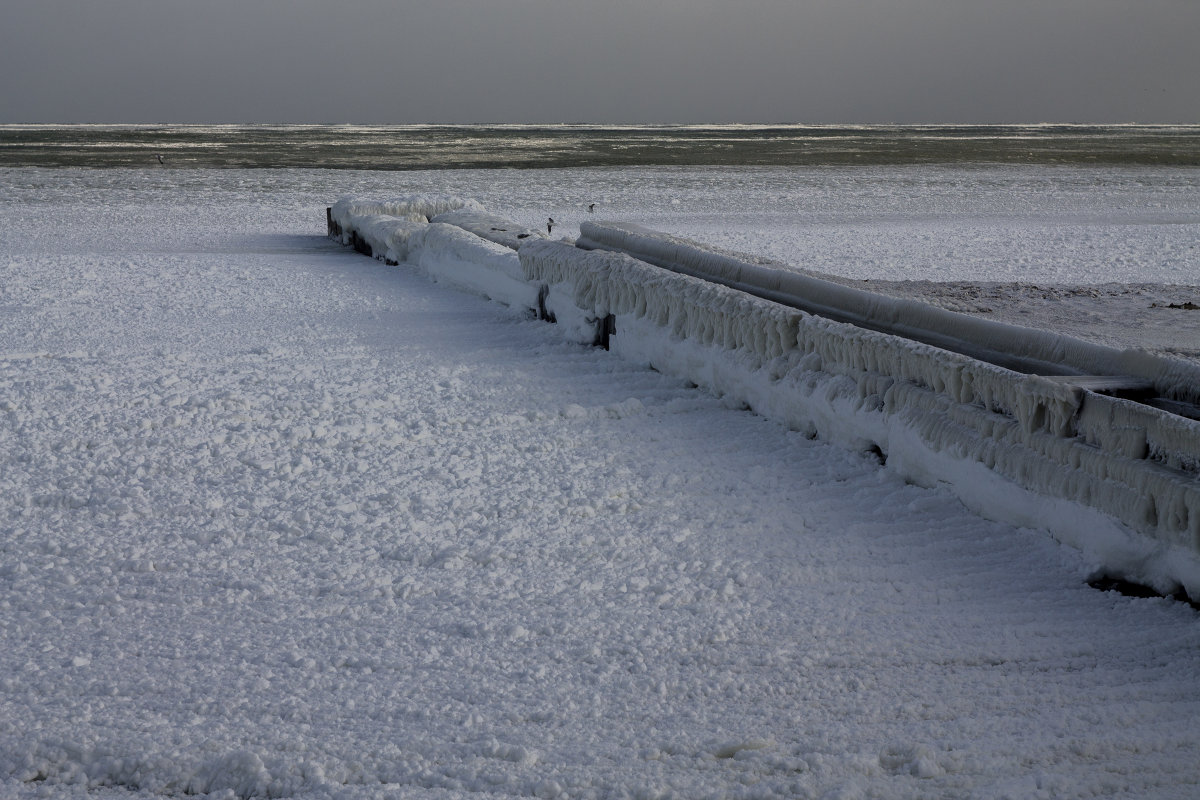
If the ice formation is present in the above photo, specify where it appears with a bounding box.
[329,194,485,231]
[329,196,540,313]
[333,202,1200,598]
[429,209,547,251]
[576,221,1200,406]
[408,223,540,312]
[338,214,426,264]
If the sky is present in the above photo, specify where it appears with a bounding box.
[2,0,1198,124]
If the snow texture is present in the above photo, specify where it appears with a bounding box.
[518,238,1200,598]
[4,166,1200,800]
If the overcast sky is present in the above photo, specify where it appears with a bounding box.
[3,0,1198,124]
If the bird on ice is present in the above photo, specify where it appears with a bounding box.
[156,154,164,164]
[547,217,554,234]
[588,203,595,213]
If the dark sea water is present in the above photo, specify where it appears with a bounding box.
[2,124,1199,169]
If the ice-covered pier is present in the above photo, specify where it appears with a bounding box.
[329,195,1200,600]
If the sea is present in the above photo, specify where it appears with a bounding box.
[2,123,1199,169]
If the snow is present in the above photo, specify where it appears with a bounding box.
[428,209,547,251]
[516,238,1200,597]
[330,194,485,229]
[408,222,541,312]
[331,198,542,312]
[342,214,426,263]
[2,165,1200,800]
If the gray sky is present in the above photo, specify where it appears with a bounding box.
[3,0,1198,124]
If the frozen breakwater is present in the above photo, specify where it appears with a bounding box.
[331,195,1200,600]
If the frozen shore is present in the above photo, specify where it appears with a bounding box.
[2,166,1199,799]
[331,194,1200,596]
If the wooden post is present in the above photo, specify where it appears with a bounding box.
[595,314,616,350]
[536,284,556,323]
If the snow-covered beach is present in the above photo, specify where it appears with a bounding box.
[2,163,1200,799]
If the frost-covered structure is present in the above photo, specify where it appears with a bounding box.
[329,194,485,231]
[331,200,1200,599]
[338,214,426,264]
[409,223,539,311]
[429,209,546,251]
[577,221,1200,408]
[520,239,1200,598]
[329,195,541,313]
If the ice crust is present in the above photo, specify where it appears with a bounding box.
[409,223,540,311]
[331,202,1200,596]
[345,214,426,263]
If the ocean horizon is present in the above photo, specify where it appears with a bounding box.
[3,123,1199,169]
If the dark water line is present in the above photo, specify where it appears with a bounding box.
[3,124,1200,169]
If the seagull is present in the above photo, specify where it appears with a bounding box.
[547,217,554,234]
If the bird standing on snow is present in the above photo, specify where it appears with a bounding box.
[588,203,595,213]
[156,154,164,165]
[547,217,554,234]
